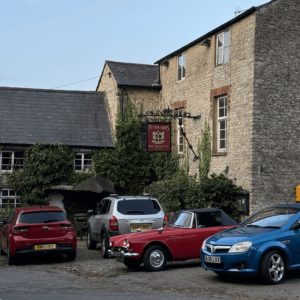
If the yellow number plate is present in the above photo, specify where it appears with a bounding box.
[131,224,151,230]
[34,244,56,250]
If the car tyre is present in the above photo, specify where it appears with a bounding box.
[86,230,97,250]
[0,239,5,256]
[260,250,286,285]
[66,251,77,261]
[101,232,109,258]
[123,258,142,269]
[7,243,16,265]
[143,245,167,272]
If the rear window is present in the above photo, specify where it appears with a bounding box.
[117,199,161,215]
[19,212,67,224]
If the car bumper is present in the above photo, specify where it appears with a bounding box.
[201,249,258,276]
[108,250,139,262]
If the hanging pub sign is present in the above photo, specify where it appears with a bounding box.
[146,122,171,152]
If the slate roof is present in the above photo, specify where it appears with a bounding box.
[155,0,278,64]
[97,61,161,89]
[0,87,114,148]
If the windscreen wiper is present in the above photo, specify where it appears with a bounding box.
[44,219,58,223]
[262,226,281,229]
[126,211,144,214]
[245,224,262,228]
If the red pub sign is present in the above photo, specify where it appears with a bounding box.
[146,122,171,152]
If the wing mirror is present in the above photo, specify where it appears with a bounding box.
[2,220,7,225]
[294,219,300,230]
[87,210,96,216]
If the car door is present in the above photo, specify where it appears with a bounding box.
[289,217,300,264]
[90,201,104,242]
[2,210,16,252]
[100,200,112,233]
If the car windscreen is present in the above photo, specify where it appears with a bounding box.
[168,212,192,228]
[19,212,67,224]
[241,207,299,228]
[117,199,161,215]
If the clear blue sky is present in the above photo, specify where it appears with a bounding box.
[0,0,269,91]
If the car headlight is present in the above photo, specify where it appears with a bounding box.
[229,242,252,253]
[201,238,208,250]
[123,239,130,248]
[109,239,112,247]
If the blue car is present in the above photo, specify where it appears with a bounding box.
[201,204,300,284]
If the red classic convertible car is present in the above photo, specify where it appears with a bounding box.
[108,208,237,271]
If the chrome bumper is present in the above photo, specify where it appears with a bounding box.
[108,250,139,262]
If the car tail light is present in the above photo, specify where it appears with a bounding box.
[60,224,73,229]
[109,216,118,231]
[13,226,29,233]
[163,215,169,227]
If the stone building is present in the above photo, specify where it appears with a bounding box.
[99,0,300,215]
[96,61,161,136]
[0,87,114,211]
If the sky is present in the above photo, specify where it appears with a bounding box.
[0,0,270,91]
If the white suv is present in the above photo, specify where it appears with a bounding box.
[86,194,168,258]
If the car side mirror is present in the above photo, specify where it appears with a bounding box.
[2,220,7,225]
[291,219,300,230]
[87,210,95,216]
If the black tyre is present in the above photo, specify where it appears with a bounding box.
[101,232,109,258]
[66,251,77,261]
[86,230,97,250]
[7,243,16,266]
[259,250,286,285]
[0,239,5,256]
[123,258,142,269]
[143,245,167,272]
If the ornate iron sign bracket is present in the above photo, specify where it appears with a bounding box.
[138,107,201,162]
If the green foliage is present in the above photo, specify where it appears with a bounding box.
[197,120,211,180]
[149,166,241,221]
[67,171,95,186]
[7,143,75,206]
[0,203,14,215]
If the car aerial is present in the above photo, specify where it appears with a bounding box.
[86,194,168,258]
[0,206,77,265]
[108,208,237,271]
[201,204,300,285]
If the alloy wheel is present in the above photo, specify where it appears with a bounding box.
[149,250,164,268]
[268,253,284,282]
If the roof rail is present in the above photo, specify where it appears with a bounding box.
[143,193,153,198]
[109,194,119,199]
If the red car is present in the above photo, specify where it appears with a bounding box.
[108,208,237,271]
[0,206,77,265]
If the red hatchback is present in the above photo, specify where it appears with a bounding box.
[0,206,77,265]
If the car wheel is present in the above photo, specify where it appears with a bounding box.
[7,243,16,266]
[86,230,97,250]
[260,250,286,285]
[66,251,77,261]
[0,239,5,256]
[143,245,167,272]
[123,258,142,269]
[101,232,109,258]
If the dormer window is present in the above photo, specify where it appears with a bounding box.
[75,153,92,172]
[216,30,230,65]
[177,53,186,81]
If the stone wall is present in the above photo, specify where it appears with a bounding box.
[159,13,256,213]
[252,0,300,212]
[97,63,160,136]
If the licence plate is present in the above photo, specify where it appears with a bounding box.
[34,244,56,250]
[205,255,221,263]
[131,224,151,230]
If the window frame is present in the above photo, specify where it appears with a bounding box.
[177,108,184,153]
[177,53,186,81]
[0,189,20,210]
[0,151,24,172]
[216,30,230,66]
[74,153,93,173]
[217,96,227,151]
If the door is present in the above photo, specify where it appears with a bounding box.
[289,218,300,265]
[90,201,105,242]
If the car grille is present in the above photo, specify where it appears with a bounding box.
[113,246,128,252]
[205,262,225,269]
[206,248,229,254]
[206,244,231,254]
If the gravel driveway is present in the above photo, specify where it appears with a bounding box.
[1,237,300,299]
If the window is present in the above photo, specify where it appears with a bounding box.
[177,53,186,81]
[195,212,222,227]
[7,210,16,224]
[217,96,227,150]
[19,212,67,224]
[216,30,230,65]
[117,199,161,215]
[0,151,24,171]
[0,189,20,210]
[177,109,184,153]
[75,153,92,172]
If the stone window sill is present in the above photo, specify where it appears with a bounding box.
[212,152,226,156]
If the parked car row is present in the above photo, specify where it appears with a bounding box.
[2,193,300,286]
